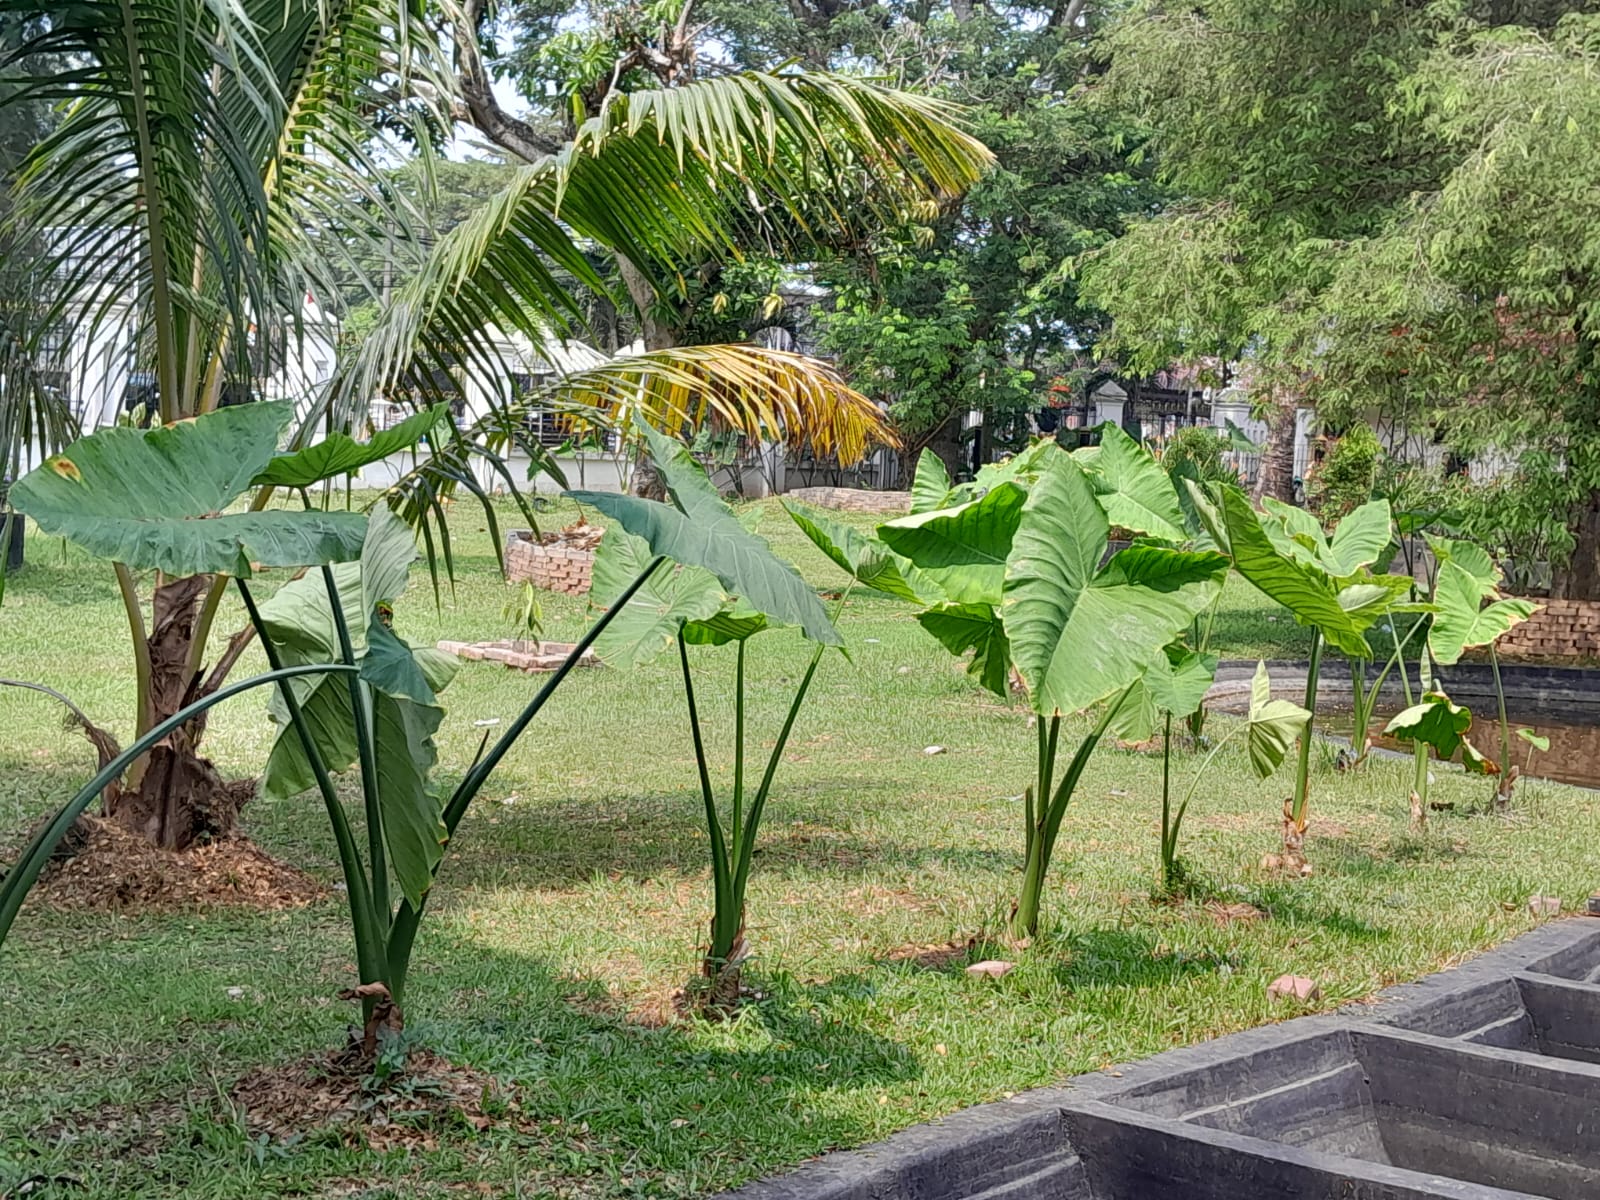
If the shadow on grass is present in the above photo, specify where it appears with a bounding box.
[1048,928,1227,991]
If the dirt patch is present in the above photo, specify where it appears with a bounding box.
[27,815,325,913]
[230,1045,514,1151]
[1205,901,1269,926]
[880,936,977,971]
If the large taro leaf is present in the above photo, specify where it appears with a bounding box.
[1428,560,1539,665]
[1202,486,1389,658]
[972,438,1059,493]
[1386,690,1473,759]
[1246,661,1311,780]
[878,482,1026,606]
[1073,423,1186,541]
[784,502,938,604]
[590,526,730,668]
[1111,646,1219,743]
[1427,535,1501,597]
[1001,455,1228,717]
[916,602,1011,698]
[1327,499,1394,577]
[11,401,367,577]
[252,405,453,488]
[910,448,957,514]
[257,507,418,665]
[572,489,839,644]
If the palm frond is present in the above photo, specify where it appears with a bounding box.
[334,70,994,419]
[378,344,898,585]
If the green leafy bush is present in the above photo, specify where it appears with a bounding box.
[1305,424,1382,521]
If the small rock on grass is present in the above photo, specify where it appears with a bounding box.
[1528,894,1562,918]
[923,745,947,756]
[965,960,1016,979]
[1266,974,1320,1003]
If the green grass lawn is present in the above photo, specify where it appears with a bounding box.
[0,497,1591,1199]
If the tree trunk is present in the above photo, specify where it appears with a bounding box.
[1554,488,1600,600]
[105,575,252,849]
[1254,395,1298,504]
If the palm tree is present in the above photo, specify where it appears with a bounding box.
[0,0,990,850]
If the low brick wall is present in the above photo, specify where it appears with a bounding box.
[785,486,910,514]
[504,533,595,595]
[1493,598,1595,660]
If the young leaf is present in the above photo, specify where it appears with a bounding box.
[1426,535,1501,597]
[1246,661,1312,780]
[1075,423,1186,541]
[1385,691,1472,758]
[909,448,955,514]
[1326,499,1394,577]
[1516,728,1550,752]
[589,527,728,668]
[784,502,938,604]
[1429,560,1539,665]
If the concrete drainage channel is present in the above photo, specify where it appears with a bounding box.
[722,922,1600,1200]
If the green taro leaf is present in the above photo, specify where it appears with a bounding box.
[909,448,956,514]
[878,482,1026,606]
[1426,535,1502,598]
[252,405,453,488]
[1074,423,1186,541]
[11,401,367,577]
[1001,455,1227,717]
[1200,485,1389,658]
[1517,728,1551,752]
[1428,561,1538,665]
[1386,690,1474,761]
[1327,499,1394,577]
[368,688,449,903]
[784,502,938,604]
[1111,646,1219,743]
[1246,661,1312,780]
[589,526,729,668]
[917,603,1011,698]
[570,494,839,645]
[972,439,1059,493]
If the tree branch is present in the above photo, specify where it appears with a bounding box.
[450,0,563,162]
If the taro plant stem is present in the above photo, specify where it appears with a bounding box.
[679,630,828,982]
[1490,644,1512,804]
[1011,687,1133,940]
[1288,628,1323,840]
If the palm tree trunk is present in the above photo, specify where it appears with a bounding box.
[1254,394,1298,503]
[107,574,251,849]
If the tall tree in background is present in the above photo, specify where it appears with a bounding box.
[1079,0,1444,501]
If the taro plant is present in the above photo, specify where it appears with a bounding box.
[1188,484,1413,869]
[871,433,1228,938]
[569,425,843,1007]
[1425,535,1539,806]
[0,406,672,1056]
[1159,662,1310,893]
[1108,645,1220,894]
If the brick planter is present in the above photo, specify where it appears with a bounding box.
[1492,598,1598,660]
[436,639,600,673]
[504,527,600,595]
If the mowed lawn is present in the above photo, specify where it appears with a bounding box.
[2,496,1597,1199]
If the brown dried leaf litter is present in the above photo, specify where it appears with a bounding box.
[25,815,326,913]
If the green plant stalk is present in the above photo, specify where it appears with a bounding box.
[0,662,357,955]
[237,580,388,1001]
[680,630,738,973]
[320,564,388,927]
[1185,594,1224,742]
[113,562,156,740]
[732,639,746,858]
[1160,711,1176,892]
[1289,628,1324,830]
[384,556,667,1006]
[1490,643,1511,793]
[1413,738,1430,809]
[1011,688,1132,939]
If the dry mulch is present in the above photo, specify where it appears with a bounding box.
[525,519,603,551]
[230,1046,514,1152]
[28,816,326,913]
